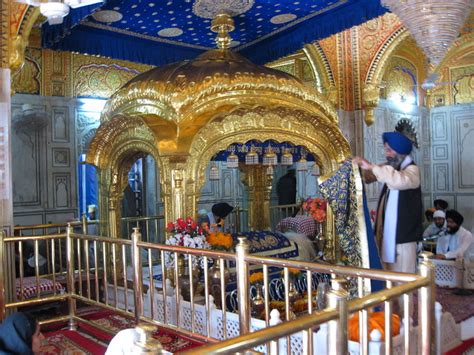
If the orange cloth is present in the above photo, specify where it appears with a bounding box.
[348,312,400,342]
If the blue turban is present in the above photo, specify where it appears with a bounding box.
[382,132,413,155]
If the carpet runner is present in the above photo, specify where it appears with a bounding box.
[42,329,108,354]
[41,308,205,354]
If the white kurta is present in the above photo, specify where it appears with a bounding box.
[436,226,474,260]
[372,156,420,264]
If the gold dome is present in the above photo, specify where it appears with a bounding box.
[124,48,300,90]
[101,46,337,129]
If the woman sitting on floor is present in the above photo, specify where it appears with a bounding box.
[0,312,44,355]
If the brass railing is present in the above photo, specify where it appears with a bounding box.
[1,226,435,354]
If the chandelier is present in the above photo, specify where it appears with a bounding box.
[381,0,472,67]
[296,154,308,172]
[19,0,103,25]
[226,146,239,169]
[281,148,294,166]
[245,146,259,165]
[209,163,220,181]
[262,146,278,166]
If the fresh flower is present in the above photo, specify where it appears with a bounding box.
[280,267,301,277]
[302,197,327,223]
[249,272,264,284]
[207,232,233,251]
[288,268,301,275]
[164,217,210,268]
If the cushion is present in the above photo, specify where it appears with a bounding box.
[16,277,65,300]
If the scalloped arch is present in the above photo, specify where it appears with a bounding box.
[365,27,410,85]
[187,107,350,197]
[87,114,158,168]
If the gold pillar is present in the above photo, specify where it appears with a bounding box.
[240,165,272,231]
[161,157,188,223]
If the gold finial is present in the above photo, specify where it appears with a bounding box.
[210,13,235,49]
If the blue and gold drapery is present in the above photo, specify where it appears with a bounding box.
[320,159,382,292]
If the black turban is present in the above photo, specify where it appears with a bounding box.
[434,199,448,210]
[212,203,234,218]
[446,209,464,226]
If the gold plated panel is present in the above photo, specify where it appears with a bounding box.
[428,33,474,106]
[384,56,418,104]
[72,54,153,98]
[12,47,41,94]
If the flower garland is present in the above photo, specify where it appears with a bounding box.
[302,197,327,223]
[206,232,234,251]
[249,272,264,285]
[164,217,210,268]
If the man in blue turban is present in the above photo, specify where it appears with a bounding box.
[354,130,422,278]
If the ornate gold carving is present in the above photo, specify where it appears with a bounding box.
[104,51,337,119]
[0,0,10,69]
[428,33,474,106]
[12,47,41,94]
[362,82,380,126]
[72,53,152,98]
[451,65,474,104]
[8,5,39,72]
[239,165,272,230]
[383,56,417,104]
[188,107,350,195]
[43,49,72,97]
[303,43,337,104]
[8,34,28,74]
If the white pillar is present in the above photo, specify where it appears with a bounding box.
[0,68,15,312]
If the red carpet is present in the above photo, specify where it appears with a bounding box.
[41,309,204,354]
[79,310,203,353]
[445,337,474,355]
[42,329,107,354]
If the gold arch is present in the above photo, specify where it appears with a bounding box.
[303,43,337,104]
[9,6,40,73]
[86,114,162,237]
[362,28,410,125]
[186,106,350,217]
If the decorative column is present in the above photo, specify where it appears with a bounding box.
[240,165,271,231]
[0,0,16,314]
[161,157,188,224]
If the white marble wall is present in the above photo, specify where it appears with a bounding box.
[429,103,474,231]
[11,94,102,226]
[362,99,430,213]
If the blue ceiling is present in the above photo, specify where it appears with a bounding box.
[42,0,387,66]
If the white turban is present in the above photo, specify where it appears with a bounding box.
[433,210,445,219]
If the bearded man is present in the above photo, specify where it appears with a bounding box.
[354,131,422,274]
[423,209,447,240]
[435,210,473,260]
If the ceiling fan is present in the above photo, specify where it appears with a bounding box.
[16,0,103,25]
[420,73,458,91]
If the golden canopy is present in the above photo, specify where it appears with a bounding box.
[86,30,351,236]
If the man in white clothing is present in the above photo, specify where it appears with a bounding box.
[435,210,473,260]
[423,209,447,240]
[354,131,423,275]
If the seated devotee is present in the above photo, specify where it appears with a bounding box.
[422,208,436,231]
[434,199,449,212]
[434,210,473,260]
[423,210,447,240]
[275,215,318,260]
[0,312,44,355]
[201,202,234,233]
